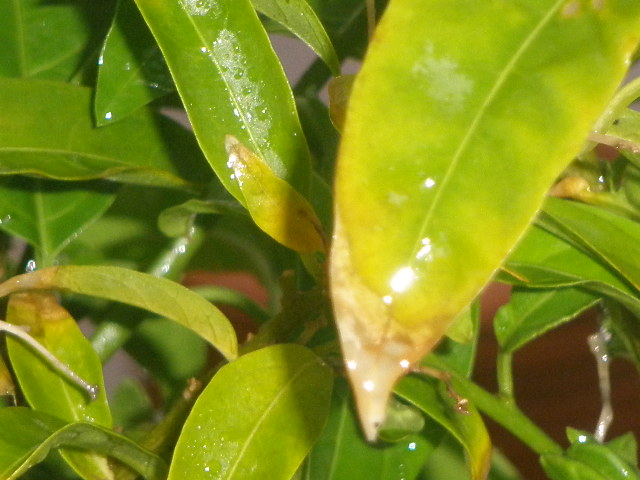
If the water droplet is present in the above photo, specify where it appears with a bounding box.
[104,111,113,121]
[389,266,416,293]
[423,177,436,189]
[25,259,37,272]
[408,442,417,451]
[180,0,216,16]
[347,360,357,370]
[363,380,375,392]
[416,237,432,260]
[0,214,11,225]
[399,359,410,369]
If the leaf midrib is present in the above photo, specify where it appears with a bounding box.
[223,358,316,479]
[413,0,566,260]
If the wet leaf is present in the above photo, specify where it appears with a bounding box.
[330,0,640,439]
[0,0,112,80]
[395,375,491,480]
[0,407,167,480]
[95,0,174,125]
[305,378,440,480]
[0,177,116,268]
[6,292,113,480]
[0,266,238,361]
[0,77,210,189]
[167,344,332,480]
[250,0,340,75]
[494,287,599,353]
[133,0,312,202]
[225,135,325,253]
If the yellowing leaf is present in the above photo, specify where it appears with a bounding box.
[330,0,640,443]
[225,135,326,253]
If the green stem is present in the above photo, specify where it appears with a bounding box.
[451,373,562,456]
[496,350,515,402]
[91,229,204,362]
[582,75,640,156]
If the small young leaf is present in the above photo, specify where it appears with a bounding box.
[494,287,600,353]
[95,0,174,125]
[6,292,113,480]
[225,135,325,253]
[250,0,340,75]
[0,266,238,361]
[158,198,245,238]
[0,408,167,480]
[167,344,332,480]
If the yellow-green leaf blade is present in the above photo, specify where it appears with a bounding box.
[0,266,238,361]
[6,292,113,480]
[225,135,325,253]
[168,344,333,480]
[331,0,640,440]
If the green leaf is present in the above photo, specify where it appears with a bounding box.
[565,430,640,480]
[224,135,325,253]
[500,224,640,316]
[0,77,210,189]
[0,0,113,80]
[541,454,608,480]
[395,375,491,480]
[0,266,238,361]
[305,377,440,480]
[6,292,113,480]
[0,177,116,268]
[133,0,312,203]
[95,0,174,125]
[168,344,332,480]
[494,287,600,353]
[158,198,245,238]
[0,407,167,480]
[541,197,640,291]
[250,0,340,75]
[330,0,640,439]
[126,317,208,401]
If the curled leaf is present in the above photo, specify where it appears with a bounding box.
[225,135,326,253]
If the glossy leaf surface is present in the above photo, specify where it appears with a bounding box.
[0,407,167,480]
[95,0,174,125]
[541,197,640,290]
[0,177,115,267]
[305,378,439,480]
[0,266,238,361]
[250,0,340,75]
[6,292,113,480]
[330,0,640,439]
[494,287,599,353]
[0,77,209,189]
[133,0,311,203]
[225,136,325,253]
[0,0,111,79]
[168,344,332,480]
[501,224,640,315]
[395,375,491,480]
